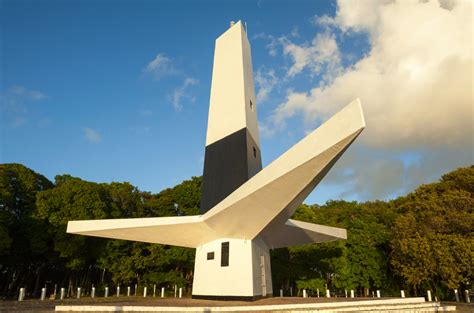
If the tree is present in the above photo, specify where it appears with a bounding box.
[35,175,112,294]
[274,200,396,296]
[390,166,474,296]
[0,163,54,295]
[1,162,472,300]
[97,177,201,289]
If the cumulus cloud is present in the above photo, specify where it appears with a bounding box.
[143,53,178,80]
[322,145,473,200]
[262,0,473,201]
[170,77,198,111]
[281,32,342,80]
[83,127,102,143]
[268,0,472,150]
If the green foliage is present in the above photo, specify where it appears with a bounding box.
[142,176,201,217]
[390,166,474,295]
[0,163,54,273]
[280,200,394,293]
[35,175,113,270]
[0,162,472,300]
[296,278,326,293]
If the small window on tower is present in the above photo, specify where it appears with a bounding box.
[250,100,254,111]
[253,147,257,158]
[207,252,214,260]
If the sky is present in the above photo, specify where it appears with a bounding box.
[1,0,472,205]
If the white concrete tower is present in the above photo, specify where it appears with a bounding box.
[201,21,261,214]
[194,21,270,300]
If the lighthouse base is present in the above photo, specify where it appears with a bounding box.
[192,238,273,300]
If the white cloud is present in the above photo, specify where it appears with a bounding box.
[1,86,47,113]
[0,86,47,127]
[280,32,342,80]
[170,77,198,111]
[267,0,472,150]
[83,127,102,143]
[143,53,178,80]
[261,0,473,201]
[254,33,280,57]
[255,67,278,103]
[138,109,153,117]
[324,145,473,200]
[10,86,47,101]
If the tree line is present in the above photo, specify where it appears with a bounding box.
[0,163,472,300]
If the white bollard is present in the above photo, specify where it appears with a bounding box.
[465,290,470,303]
[127,286,130,297]
[179,287,182,298]
[376,290,381,298]
[116,286,120,297]
[345,289,348,298]
[427,290,432,302]
[302,289,307,298]
[40,288,46,301]
[350,290,355,298]
[18,288,25,301]
[161,287,165,298]
[455,289,460,302]
[401,290,405,298]
[280,289,283,297]
[91,287,95,298]
[105,287,109,298]
[143,286,147,297]
[326,289,331,298]
[174,285,177,298]
[134,284,137,296]
[317,288,320,298]
[77,287,81,299]
[290,287,293,297]
[153,284,156,297]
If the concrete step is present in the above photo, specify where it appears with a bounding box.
[55,297,458,312]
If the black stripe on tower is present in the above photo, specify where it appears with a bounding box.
[200,127,262,214]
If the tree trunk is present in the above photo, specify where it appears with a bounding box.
[33,267,42,297]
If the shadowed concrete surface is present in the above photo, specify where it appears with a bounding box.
[0,297,468,312]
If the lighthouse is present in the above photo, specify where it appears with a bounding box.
[67,21,365,300]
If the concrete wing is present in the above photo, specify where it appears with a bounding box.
[259,219,347,249]
[66,216,214,248]
[203,99,365,240]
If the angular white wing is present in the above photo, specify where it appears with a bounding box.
[260,219,347,249]
[67,216,211,248]
[202,99,365,240]
[67,99,364,249]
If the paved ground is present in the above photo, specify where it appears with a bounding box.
[0,297,472,312]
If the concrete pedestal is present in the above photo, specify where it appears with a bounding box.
[192,238,272,300]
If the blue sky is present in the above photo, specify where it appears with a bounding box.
[1,0,472,204]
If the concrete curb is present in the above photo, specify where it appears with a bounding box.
[55,297,457,312]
